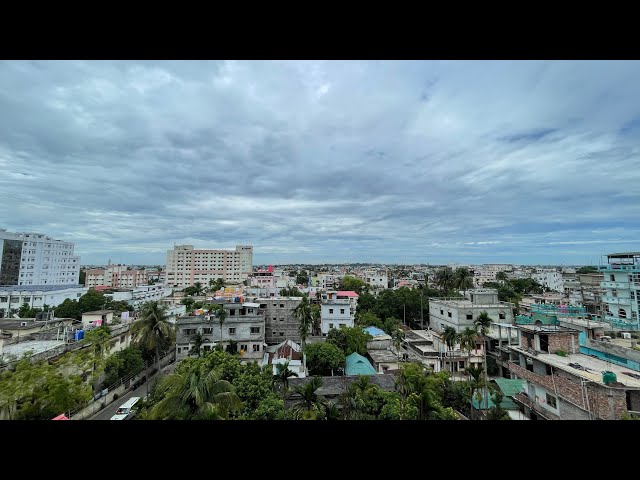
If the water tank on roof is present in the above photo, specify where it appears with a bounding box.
[602,371,617,384]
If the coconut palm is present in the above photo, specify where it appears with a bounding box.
[149,362,241,420]
[181,297,195,314]
[190,331,205,358]
[274,361,298,399]
[216,305,228,350]
[435,267,455,294]
[131,301,176,367]
[459,326,477,377]
[454,267,474,295]
[442,326,459,378]
[310,304,321,336]
[474,310,492,410]
[392,328,405,365]
[291,376,326,420]
[465,365,486,414]
[293,296,313,351]
[496,271,509,285]
[192,282,205,296]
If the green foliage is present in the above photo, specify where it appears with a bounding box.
[0,358,92,420]
[79,270,86,285]
[378,394,419,420]
[131,301,176,363]
[291,376,326,420]
[181,297,195,313]
[295,270,309,286]
[338,275,367,295]
[279,287,304,297]
[327,326,372,356]
[485,390,511,420]
[555,349,567,357]
[293,296,313,345]
[356,288,428,329]
[576,266,599,274]
[18,303,43,318]
[454,267,474,293]
[246,394,288,420]
[51,289,131,320]
[231,362,274,417]
[305,342,345,376]
[486,355,500,376]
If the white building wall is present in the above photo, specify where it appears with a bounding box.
[320,302,355,334]
[0,286,89,313]
[533,270,564,292]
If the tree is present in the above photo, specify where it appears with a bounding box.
[310,304,321,336]
[465,365,486,412]
[131,301,176,367]
[434,267,455,294]
[295,270,309,286]
[576,266,598,274]
[495,271,509,284]
[305,342,345,376]
[338,276,367,295]
[193,282,205,296]
[18,303,43,318]
[273,361,298,399]
[79,270,86,285]
[485,389,510,420]
[293,296,313,350]
[103,346,144,387]
[83,326,112,381]
[474,311,492,410]
[454,267,474,294]
[326,326,372,356]
[459,326,477,379]
[181,297,195,314]
[442,326,459,378]
[190,331,205,358]
[216,305,228,349]
[279,287,304,297]
[148,360,241,420]
[291,376,326,420]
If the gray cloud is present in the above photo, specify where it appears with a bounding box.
[1,60,639,265]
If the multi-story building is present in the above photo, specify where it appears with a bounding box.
[166,244,253,288]
[175,301,265,362]
[533,269,564,292]
[501,325,640,420]
[429,289,514,333]
[599,252,640,330]
[84,264,148,288]
[472,264,513,287]
[257,296,303,345]
[0,284,88,317]
[103,284,172,308]
[320,290,358,335]
[364,270,388,289]
[0,230,80,286]
[318,273,345,290]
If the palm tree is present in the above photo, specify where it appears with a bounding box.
[274,361,298,400]
[131,301,176,367]
[459,326,477,378]
[193,282,204,296]
[310,304,321,336]
[392,328,405,366]
[496,271,509,285]
[465,365,486,415]
[454,267,474,295]
[149,362,241,420]
[216,305,228,350]
[435,267,455,294]
[181,297,195,314]
[190,331,205,358]
[442,326,459,378]
[474,310,492,410]
[293,296,312,351]
[291,376,326,420]
[208,279,216,291]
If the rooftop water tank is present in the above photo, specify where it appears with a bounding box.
[602,371,617,384]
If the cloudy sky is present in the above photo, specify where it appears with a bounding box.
[1,60,639,266]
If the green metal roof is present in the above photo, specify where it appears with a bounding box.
[345,352,377,376]
[472,392,519,410]
[494,378,525,397]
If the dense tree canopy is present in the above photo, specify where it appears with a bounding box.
[304,342,345,376]
[327,326,372,356]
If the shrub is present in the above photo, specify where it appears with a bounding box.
[556,350,567,357]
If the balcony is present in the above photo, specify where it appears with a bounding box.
[513,393,561,420]
[599,264,640,272]
[602,296,632,304]
[601,281,628,289]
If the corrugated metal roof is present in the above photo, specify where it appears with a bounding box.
[363,326,386,337]
[345,352,377,376]
[494,378,525,397]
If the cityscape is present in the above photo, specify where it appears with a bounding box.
[1,60,640,421]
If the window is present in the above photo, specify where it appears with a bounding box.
[459,361,465,368]
[229,327,236,335]
[329,309,334,314]
[250,327,260,334]
[440,309,444,315]
[272,330,276,335]
[240,344,248,351]
[546,393,557,408]
[610,274,615,282]
[499,312,506,320]
[339,323,345,328]
[280,304,284,308]
[273,317,277,321]
[203,345,211,351]
[546,364,554,375]
[329,323,334,329]
[279,317,284,322]
[183,328,196,335]
[203,327,213,334]
[253,344,260,352]
[448,312,452,318]
[340,309,345,314]
[178,347,182,354]
[280,332,284,336]
[466,313,473,320]
[440,323,445,330]
[0,297,7,303]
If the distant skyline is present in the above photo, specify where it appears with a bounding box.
[1,60,639,265]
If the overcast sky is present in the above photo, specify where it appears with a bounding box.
[1,60,639,266]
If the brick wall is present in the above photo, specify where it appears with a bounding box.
[548,333,578,354]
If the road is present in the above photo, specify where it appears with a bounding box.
[90,360,177,420]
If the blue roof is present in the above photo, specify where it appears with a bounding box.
[363,326,385,337]
[345,352,377,376]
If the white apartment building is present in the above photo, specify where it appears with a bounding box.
[0,230,80,286]
[364,270,388,289]
[0,284,88,317]
[166,244,253,289]
[103,284,173,307]
[318,273,345,290]
[533,269,564,292]
[429,289,514,333]
[472,264,513,287]
[320,290,358,335]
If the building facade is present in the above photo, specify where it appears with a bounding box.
[84,264,148,288]
[176,302,265,362]
[428,289,514,333]
[166,244,253,288]
[103,284,173,307]
[364,270,388,289]
[258,296,303,345]
[320,291,358,335]
[0,284,88,317]
[472,264,513,287]
[599,252,640,330]
[533,269,564,292]
[0,230,80,286]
